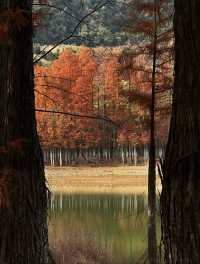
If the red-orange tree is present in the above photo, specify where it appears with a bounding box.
[35,46,171,150]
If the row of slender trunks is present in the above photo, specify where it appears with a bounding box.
[43,144,165,166]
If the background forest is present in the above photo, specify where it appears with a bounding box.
[34,0,131,46]
[33,0,173,166]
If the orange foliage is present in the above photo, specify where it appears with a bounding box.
[34,47,171,148]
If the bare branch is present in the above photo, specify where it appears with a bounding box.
[34,75,74,82]
[36,84,93,101]
[35,108,119,128]
[32,3,81,22]
[34,89,58,104]
[33,35,80,62]
[33,1,108,64]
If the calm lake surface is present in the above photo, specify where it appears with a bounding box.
[49,193,160,263]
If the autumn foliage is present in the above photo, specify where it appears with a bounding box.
[34,46,171,149]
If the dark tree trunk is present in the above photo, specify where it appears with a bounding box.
[160,1,200,263]
[0,1,48,263]
[148,1,158,263]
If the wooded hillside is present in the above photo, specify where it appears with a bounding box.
[33,0,132,46]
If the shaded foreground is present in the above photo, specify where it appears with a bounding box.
[48,192,160,264]
[50,230,113,264]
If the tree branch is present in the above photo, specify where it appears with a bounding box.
[33,1,108,64]
[32,3,81,22]
[34,89,58,104]
[34,75,74,82]
[35,108,119,128]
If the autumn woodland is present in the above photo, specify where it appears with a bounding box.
[35,46,171,165]
[1,0,200,264]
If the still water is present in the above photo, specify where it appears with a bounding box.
[49,193,160,263]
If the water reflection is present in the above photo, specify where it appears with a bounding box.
[49,193,159,263]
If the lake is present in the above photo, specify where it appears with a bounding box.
[49,192,160,263]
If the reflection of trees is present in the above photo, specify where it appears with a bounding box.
[48,193,157,262]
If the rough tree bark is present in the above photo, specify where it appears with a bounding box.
[160,1,200,263]
[0,1,48,263]
[148,0,158,263]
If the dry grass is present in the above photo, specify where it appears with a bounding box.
[50,231,114,264]
[46,166,161,194]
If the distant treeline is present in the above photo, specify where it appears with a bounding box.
[33,0,135,47]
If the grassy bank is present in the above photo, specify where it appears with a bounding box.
[45,166,161,194]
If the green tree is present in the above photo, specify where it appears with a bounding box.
[34,0,128,46]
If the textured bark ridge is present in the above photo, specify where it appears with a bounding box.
[0,1,48,263]
[160,1,200,263]
[148,1,158,263]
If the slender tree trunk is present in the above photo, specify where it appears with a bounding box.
[160,1,200,263]
[0,1,48,263]
[148,0,158,263]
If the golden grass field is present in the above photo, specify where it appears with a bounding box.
[46,166,161,194]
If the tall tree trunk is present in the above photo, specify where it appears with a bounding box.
[160,1,200,263]
[148,0,158,263]
[0,1,48,263]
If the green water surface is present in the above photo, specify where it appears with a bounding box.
[49,193,160,263]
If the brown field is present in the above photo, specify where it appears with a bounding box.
[46,166,161,194]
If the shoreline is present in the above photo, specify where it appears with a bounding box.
[45,166,161,194]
